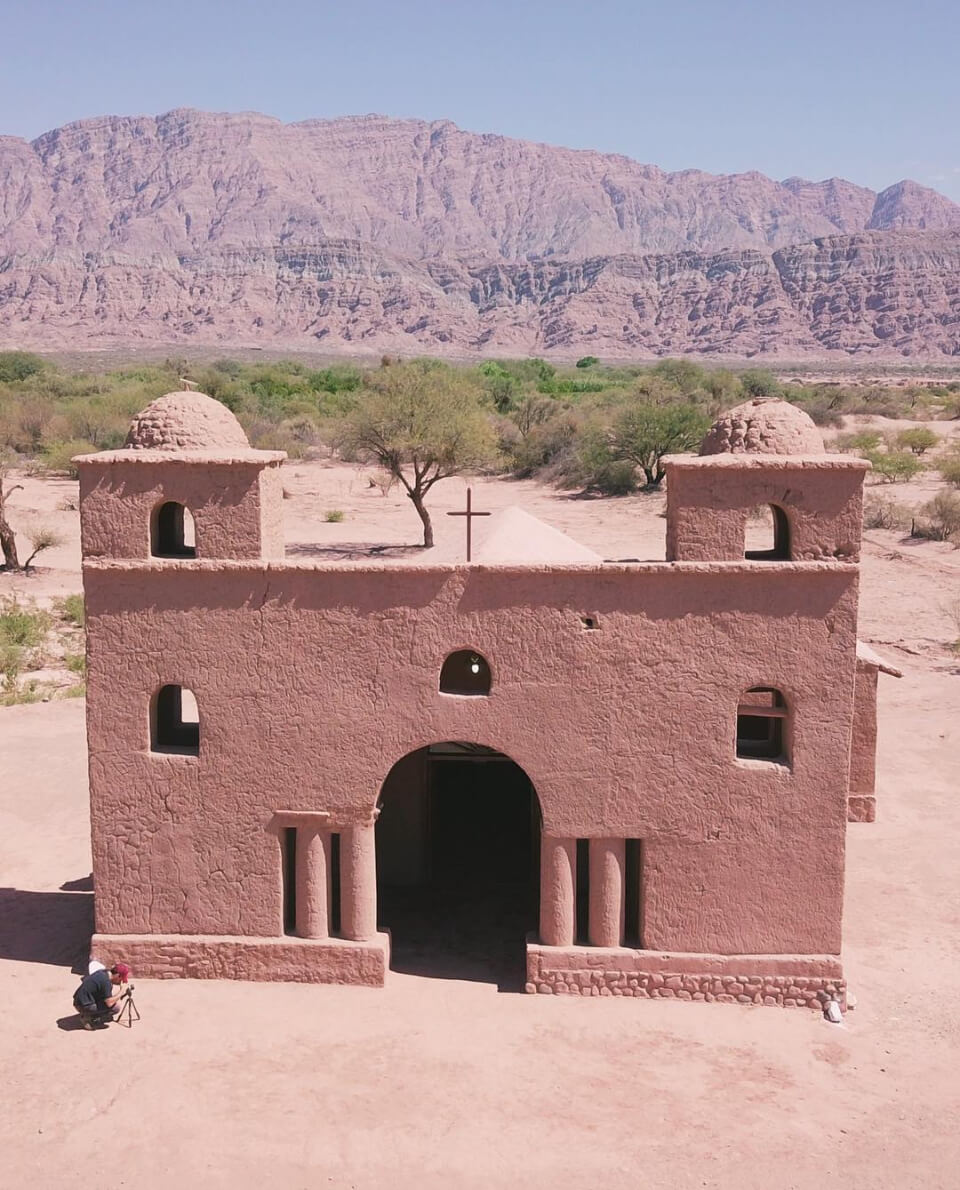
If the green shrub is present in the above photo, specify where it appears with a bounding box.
[0,680,44,707]
[575,356,599,369]
[0,643,22,691]
[834,430,883,454]
[0,351,45,382]
[55,593,85,628]
[739,369,781,399]
[865,449,923,483]
[0,597,51,648]
[324,509,345,523]
[896,427,939,455]
[938,455,960,488]
[41,438,97,478]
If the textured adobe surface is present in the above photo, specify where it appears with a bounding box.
[79,392,877,1001]
[699,398,825,456]
[126,391,251,451]
[664,455,868,563]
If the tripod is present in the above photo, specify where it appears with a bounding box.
[114,985,140,1027]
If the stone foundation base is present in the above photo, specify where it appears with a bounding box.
[526,942,845,1009]
[847,795,876,823]
[92,932,390,986]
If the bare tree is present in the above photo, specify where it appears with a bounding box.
[0,462,23,570]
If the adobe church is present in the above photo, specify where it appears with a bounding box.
[76,393,896,1007]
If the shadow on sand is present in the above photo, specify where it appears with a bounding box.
[286,541,423,561]
[0,884,93,974]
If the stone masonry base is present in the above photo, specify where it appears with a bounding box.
[92,932,391,986]
[526,942,845,1008]
[847,795,876,822]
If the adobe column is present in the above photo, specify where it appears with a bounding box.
[588,838,625,948]
[341,821,377,941]
[539,836,576,947]
[295,826,332,939]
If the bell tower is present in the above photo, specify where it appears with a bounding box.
[75,389,285,562]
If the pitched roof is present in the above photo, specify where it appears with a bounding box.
[856,641,903,677]
[472,507,601,564]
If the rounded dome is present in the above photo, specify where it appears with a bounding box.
[699,398,823,456]
[125,391,249,451]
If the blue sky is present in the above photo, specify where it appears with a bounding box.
[2,0,957,199]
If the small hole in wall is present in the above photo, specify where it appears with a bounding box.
[580,615,600,630]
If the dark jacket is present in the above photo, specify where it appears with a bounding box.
[73,968,113,1011]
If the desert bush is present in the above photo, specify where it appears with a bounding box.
[944,597,960,651]
[64,652,85,674]
[896,427,938,455]
[834,430,883,454]
[0,682,41,706]
[575,356,599,369]
[863,496,910,531]
[368,470,398,497]
[912,491,960,543]
[739,369,781,399]
[55,593,85,628]
[0,351,45,382]
[41,438,97,478]
[938,453,960,488]
[0,597,51,648]
[324,509,345,523]
[0,643,22,691]
[23,525,65,570]
[61,682,86,699]
[865,449,923,483]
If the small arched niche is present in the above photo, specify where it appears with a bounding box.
[151,684,200,754]
[151,501,196,559]
[736,687,788,763]
[439,650,492,696]
[744,504,790,561]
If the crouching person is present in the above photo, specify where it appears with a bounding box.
[73,962,131,1030]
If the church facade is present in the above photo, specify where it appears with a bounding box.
[77,393,891,1007]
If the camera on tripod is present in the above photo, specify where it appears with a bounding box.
[114,983,140,1027]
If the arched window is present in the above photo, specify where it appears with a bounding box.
[151,502,196,558]
[744,505,790,561]
[151,685,200,754]
[439,650,492,696]
[736,687,788,762]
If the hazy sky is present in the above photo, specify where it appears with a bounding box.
[2,0,957,199]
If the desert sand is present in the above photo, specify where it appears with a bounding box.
[1,441,959,1188]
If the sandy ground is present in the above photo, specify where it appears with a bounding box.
[1,446,959,1188]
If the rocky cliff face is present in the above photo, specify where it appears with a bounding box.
[1,109,959,357]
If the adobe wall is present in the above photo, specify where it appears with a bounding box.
[665,457,868,563]
[84,559,859,960]
[848,660,879,822]
[78,457,285,560]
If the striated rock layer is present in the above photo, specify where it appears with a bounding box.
[1,109,959,357]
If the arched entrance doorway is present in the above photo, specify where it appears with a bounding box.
[376,742,541,989]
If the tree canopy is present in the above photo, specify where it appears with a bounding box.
[335,361,499,547]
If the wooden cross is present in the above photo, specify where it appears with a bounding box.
[447,487,490,562]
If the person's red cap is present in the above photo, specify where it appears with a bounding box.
[112,962,131,981]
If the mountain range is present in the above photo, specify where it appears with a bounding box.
[1,108,959,358]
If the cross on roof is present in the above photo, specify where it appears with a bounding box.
[446,487,491,562]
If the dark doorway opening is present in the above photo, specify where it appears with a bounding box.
[376,743,540,991]
[744,504,791,561]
